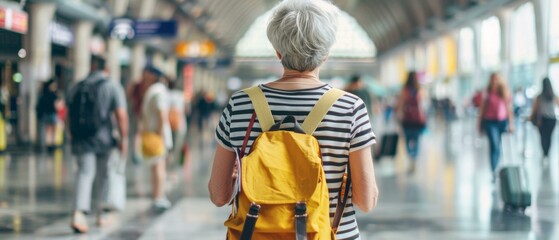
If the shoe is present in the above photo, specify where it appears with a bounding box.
[153,198,172,212]
[96,211,115,227]
[70,211,89,234]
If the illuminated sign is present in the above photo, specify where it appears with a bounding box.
[0,7,28,34]
[108,18,177,40]
[49,21,74,46]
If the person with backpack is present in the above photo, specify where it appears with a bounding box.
[209,1,379,239]
[67,56,129,233]
[530,77,559,162]
[396,71,427,174]
[477,73,514,180]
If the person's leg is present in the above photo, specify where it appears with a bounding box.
[404,128,418,174]
[71,153,96,233]
[45,115,56,146]
[95,151,121,227]
[151,156,170,210]
[540,118,556,157]
[484,122,501,175]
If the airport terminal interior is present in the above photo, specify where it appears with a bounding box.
[1,0,559,239]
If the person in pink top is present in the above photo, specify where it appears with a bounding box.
[477,73,515,180]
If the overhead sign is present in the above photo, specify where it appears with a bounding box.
[49,21,74,46]
[109,18,177,40]
[176,40,216,58]
[0,7,28,34]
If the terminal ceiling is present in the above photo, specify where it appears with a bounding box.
[174,0,481,55]
[73,0,499,56]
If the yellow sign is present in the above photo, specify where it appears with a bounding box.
[176,40,216,58]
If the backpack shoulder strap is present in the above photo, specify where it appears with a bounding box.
[302,88,346,135]
[243,86,274,132]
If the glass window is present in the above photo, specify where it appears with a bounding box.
[236,10,376,58]
[511,2,538,65]
[459,27,475,73]
[550,0,559,55]
[480,17,501,70]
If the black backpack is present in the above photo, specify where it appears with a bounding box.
[69,79,107,139]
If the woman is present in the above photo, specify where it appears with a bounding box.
[208,0,378,239]
[477,73,514,179]
[141,73,173,211]
[396,72,426,174]
[531,77,558,159]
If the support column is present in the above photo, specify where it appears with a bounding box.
[107,39,122,81]
[73,21,94,82]
[107,0,129,82]
[499,10,512,82]
[127,0,157,82]
[533,0,549,80]
[130,44,146,81]
[472,21,483,89]
[19,2,56,143]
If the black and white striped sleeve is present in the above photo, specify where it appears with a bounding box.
[349,98,376,152]
[215,97,235,152]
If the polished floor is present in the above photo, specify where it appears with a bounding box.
[1,116,559,240]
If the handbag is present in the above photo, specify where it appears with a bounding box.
[103,151,126,211]
[141,132,165,158]
[530,97,541,127]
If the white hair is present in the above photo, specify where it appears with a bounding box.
[267,0,339,72]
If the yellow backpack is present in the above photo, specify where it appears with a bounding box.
[225,86,351,240]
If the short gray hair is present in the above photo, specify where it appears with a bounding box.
[267,0,339,72]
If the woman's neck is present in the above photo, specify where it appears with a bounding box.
[264,69,325,90]
[278,69,320,82]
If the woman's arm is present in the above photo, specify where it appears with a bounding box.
[530,97,540,122]
[208,145,237,207]
[349,147,379,212]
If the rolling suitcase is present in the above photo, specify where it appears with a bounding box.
[499,166,531,212]
[499,135,531,213]
[376,133,399,158]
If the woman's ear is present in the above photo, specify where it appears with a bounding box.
[275,50,282,60]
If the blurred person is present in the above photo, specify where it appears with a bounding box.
[167,80,188,165]
[67,56,128,233]
[196,90,216,131]
[209,0,378,239]
[530,78,559,160]
[442,98,457,123]
[477,73,514,180]
[345,74,373,113]
[396,71,427,174]
[513,87,527,117]
[127,66,161,164]
[37,79,60,149]
[140,71,173,211]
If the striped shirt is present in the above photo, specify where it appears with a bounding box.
[215,84,376,240]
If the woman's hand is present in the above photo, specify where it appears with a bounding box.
[508,124,515,133]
